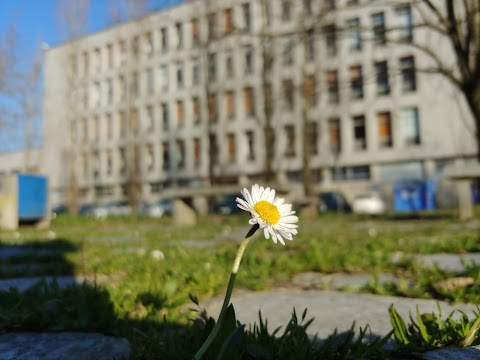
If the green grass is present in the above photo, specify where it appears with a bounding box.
[1,211,480,358]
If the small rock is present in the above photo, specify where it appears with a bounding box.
[151,249,165,260]
[433,277,475,294]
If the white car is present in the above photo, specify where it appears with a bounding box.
[352,193,386,215]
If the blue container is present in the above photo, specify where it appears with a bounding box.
[425,178,437,210]
[18,174,48,221]
[393,180,426,212]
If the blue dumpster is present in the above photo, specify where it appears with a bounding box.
[393,180,426,212]
[18,174,48,222]
[425,178,437,210]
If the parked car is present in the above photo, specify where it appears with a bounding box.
[352,193,386,215]
[317,192,352,213]
[51,204,67,219]
[105,201,132,216]
[78,203,96,216]
[143,198,172,218]
[214,194,241,214]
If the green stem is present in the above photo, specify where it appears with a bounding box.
[194,223,259,360]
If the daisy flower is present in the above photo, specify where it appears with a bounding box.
[236,184,299,245]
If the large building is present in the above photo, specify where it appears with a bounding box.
[17,0,480,207]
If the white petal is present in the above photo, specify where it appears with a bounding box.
[248,218,257,225]
[267,189,275,203]
[280,215,299,223]
[263,227,270,239]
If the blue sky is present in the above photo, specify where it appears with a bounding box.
[0,0,182,152]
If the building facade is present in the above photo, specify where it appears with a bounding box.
[38,0,476,207]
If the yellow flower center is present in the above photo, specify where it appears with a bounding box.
[253,200,280,225]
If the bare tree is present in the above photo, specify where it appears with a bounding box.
[108,0,148,214]
[56,0,90,214]
[15,46,43,172]
[409,1,480,161]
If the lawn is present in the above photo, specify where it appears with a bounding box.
[1,211,479,358]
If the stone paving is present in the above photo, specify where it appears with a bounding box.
[2,235,480,359]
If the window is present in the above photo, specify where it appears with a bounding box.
[106,113,113,139]
[282,79,294,110]
[347,18,361,51]
[131,72,139,98]
[400,107,420,145]
[94,48,101,73]
[328,118,341,153]
[160,65,169,90]
[326,70,339,103]
[225,50,234,78]
[105,149,113,176]
[325,0,335,10]
[192,57,201,85]
[161,27,168,52]
[119,40,126,66]
[208,52,217,81]
[130,109,139,135]
[209,134,218,165]
[353,115,366,150]
[107,44,113,68]
[400,56,416,92]
[176,100,184,127]
[242,3,251,31]
[93,82,101,107]
[146,68,154,95]
[146,144,154,172]
[146,105,154,132]
[161,103,169,130]
[92,151,100,179]
[175,22,183,49]
[372,12,386,45]
[244,86,254,116]
[225,90,235,119]
[119,75,126,101]
[284,125,296,157]
[324,25,337,56]
[281,36,294,65]
[243,44,254,73]
[377,111,392,147]
[307,122,318,155]
[107,78,113,104]
[93,116,100,142]
[191,18,200,45]
[282,0,291,21]
[119,111,127,138]
[162,142,170,170]
[193,138,201,167]
[132,36,139,57]
[192,97,201,124]
[349,65,363,99]
[119,147,126,176]
[375,61,390,95]
[208,93,217,122]
[208,12,216,39]
[246,130,255,160]
[145,32,153,57]
[224,8,233,34]
[396,5,413,42]
[80,153,87,179]
[305,29,315,61]
[176,62,184,89]
[303,74,316,106]
[82,52,89,75]
[227,133,236,162]
[303,0,312,15]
